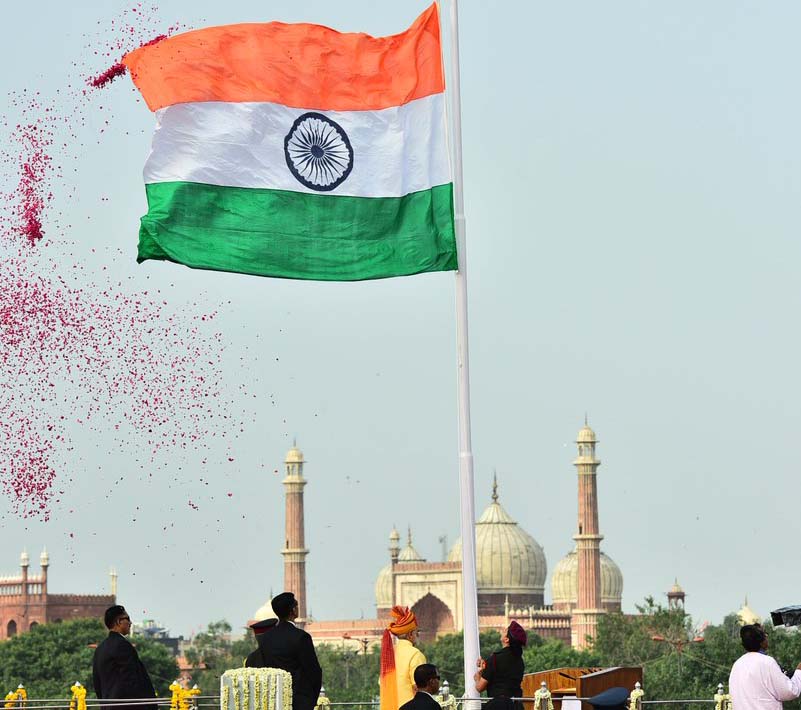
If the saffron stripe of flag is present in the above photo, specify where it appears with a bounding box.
[124,4,457,282]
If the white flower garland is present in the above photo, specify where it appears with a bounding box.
[221,668,293,710]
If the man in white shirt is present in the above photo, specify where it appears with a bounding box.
[729,624,801,710]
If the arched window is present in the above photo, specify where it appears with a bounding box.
[29,621,39,630]
[411,593,455,643]
[7,620,17,637]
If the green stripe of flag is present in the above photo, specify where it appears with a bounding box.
[138,182,457,281]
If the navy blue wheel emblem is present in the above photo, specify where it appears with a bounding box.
[284,112,354,191]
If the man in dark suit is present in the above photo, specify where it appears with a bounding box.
[92,605,156,710]
[399,664,442,710]
[245,592,322,710]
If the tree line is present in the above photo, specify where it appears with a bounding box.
[3,601,801,709]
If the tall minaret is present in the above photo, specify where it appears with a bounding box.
[20,550,29,608]
[571,419,604,649]
[282,442,309,622]
[40,548,49,596]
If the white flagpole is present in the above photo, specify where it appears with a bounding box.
[442,0,480,702]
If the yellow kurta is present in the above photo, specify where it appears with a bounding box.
[393,638,426,707]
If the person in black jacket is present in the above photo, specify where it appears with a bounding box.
[245,592,322,710]
[92,606,157,710]
[399,665,442,710]
[474,621,527,710]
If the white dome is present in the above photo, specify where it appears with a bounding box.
[448,489,546,594]
[253,601,277,621]
[375,564,393,608]
[397,528,425,562]
[737,598,760,626]
[285,446,304,464]
[551,548,623,606]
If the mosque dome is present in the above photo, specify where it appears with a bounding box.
[253,600,277,622]
[551,548,624,606]
[737,598,761,626]
[576,424,597,444]
[448,479,546,594]
[398,528,425,562]
[375,564,393,608]
[285,445,304,464]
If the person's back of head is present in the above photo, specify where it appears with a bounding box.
[271,592,298,621]
[104,605,127,630]
[740,624,766,652]
[414,664,440,692]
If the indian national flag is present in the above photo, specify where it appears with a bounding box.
[123,4,457,282]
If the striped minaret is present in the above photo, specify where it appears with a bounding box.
[571,419,604,649]
[282,442,309,623]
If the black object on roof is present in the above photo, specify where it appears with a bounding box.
[771,606,801,627]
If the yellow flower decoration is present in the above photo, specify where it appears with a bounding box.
[169,682,201,710]
[4,686,27,710]
[70,683,87,710]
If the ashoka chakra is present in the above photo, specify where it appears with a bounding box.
[284,112,354,191]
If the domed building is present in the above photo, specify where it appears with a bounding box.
[282,423,625,649]
[447,477,547,614]
[551,548,623,612]
[737,597,761,626]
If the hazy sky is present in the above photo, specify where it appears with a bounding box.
[1,0,800,640]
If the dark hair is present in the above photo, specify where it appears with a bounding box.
[414,664,439,688]
[741,624,766,652]
[104,605,127,629]
[271,592,297,620]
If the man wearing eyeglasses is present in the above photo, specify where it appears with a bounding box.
[399,665,442,710]
[92,605,157,710]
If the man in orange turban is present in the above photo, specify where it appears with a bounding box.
[380,606,427,710]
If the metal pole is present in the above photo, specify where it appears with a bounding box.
[442,0,480,703]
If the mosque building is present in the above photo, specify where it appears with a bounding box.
[254,421,624,650]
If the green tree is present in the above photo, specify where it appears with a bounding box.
[594,598,711,700]
[0,618,178,699]
[419,630,501,697]
[315,643,380,705]
[592,600,780,702]
[522,636,600,673]
[185,620,255,693]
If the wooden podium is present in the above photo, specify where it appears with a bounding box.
[521,667,642,710]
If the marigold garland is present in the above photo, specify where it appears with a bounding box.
[69,683,87,710]
[4,687,27,710]
[169,682,201,710]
